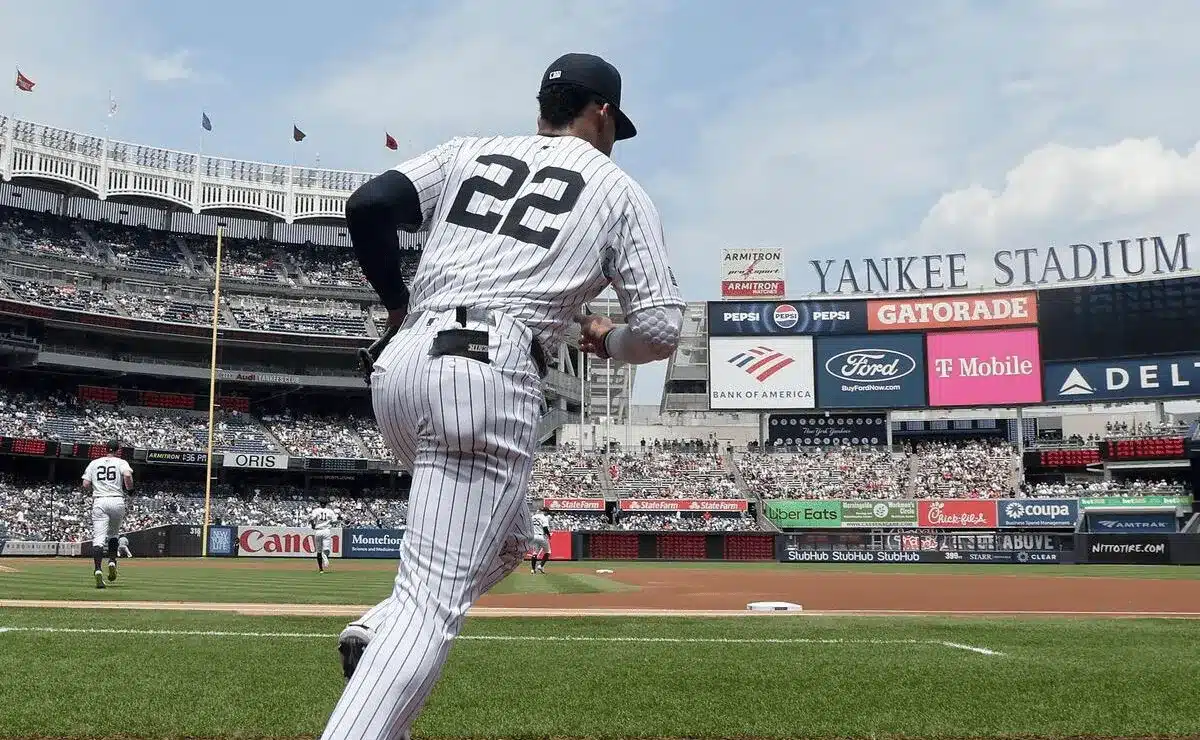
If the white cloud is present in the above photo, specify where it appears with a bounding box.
[138,50,194,83]
[284,0,670,170]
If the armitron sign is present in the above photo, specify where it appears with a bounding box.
[721,248,785,299]
[237,526,342,558]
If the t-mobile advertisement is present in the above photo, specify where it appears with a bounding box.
[926,328,1043,407]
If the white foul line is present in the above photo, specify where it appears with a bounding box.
[0,626,1003,655]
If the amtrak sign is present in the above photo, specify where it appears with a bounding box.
[1043,355,1200,403]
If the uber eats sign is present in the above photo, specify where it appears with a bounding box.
[764,500,842,528]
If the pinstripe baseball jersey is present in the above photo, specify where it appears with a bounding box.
[397,134,684,352]
[82,455,131,500]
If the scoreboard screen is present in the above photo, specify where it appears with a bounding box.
[1037,275,1200,362]
[0,436,57,456]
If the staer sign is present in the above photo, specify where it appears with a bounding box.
[918,500,998,529]
[237,526,342,558]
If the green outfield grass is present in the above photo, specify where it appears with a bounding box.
[0,608,1198,738]
[2,559,1200,738]
[3,558,1200,606]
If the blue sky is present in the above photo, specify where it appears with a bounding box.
[6,0,1200,402]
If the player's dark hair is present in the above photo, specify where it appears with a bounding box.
[538,84,605,129]
[106,439,121,453]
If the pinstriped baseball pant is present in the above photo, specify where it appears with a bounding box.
[320,309,541,740]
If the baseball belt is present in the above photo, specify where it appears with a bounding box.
[358,307,548,385]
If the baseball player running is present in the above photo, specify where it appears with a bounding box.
[81,441,133,589]
[322,52,684,740]
[530,506,552,573]
[309,500,339,573]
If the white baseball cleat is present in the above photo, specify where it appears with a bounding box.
[94,570,105,589]
[107,561,118,582]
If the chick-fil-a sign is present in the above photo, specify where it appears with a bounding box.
[926,328,1042,407]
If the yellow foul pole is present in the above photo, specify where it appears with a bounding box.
[201,227,225,557]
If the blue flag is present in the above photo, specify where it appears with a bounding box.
[202,112,212,131]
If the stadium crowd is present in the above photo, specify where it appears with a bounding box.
[608,451,740,499]
[907,440,1019,499]
[739,448,910,500]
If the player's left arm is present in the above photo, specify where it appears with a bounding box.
[80,461,94,492]
[346,139,461,318]
[582,180,685,364]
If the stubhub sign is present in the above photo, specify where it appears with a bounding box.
[1043,355,1200,403]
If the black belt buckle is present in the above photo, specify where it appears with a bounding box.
[430,328,490,365]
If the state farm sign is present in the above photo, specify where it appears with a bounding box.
[237,526,343,558]
[618,498,749,512]
[868,291,1037,331]
[543,498,606,511]
[917,500,998,529]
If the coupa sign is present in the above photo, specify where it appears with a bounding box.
[237,526,342,558]
[998,499,1079,528]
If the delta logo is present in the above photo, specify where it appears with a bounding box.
[727,345,795,382]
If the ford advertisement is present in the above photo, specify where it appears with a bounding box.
[998,499,1079,528]
[815,333,927,408]
[707,300,868,336]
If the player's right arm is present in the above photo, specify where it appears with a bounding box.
[580,179,685,364]
[120,459,134,494]
[346,139,462,319]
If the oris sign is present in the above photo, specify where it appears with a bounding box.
[237,526,343,558]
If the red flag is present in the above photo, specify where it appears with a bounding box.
[385,132,398,151]
[15,70,34,92]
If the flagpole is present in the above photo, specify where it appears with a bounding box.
[201,226,225,558]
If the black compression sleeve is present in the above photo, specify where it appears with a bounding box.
[345,170,423,312]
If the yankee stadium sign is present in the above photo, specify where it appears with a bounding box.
[808,233,1190,295]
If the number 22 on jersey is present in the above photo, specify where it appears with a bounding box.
[444,154,585,250]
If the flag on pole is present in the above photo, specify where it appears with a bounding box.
[15,70,34,92]
[292,125,306,142]
[202,112,212,131]
[108,93,118,118]
[385,132,398,151]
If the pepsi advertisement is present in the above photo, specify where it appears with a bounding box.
[708,300,868,336]
[814,334,927,409]
[998,499,1079,528]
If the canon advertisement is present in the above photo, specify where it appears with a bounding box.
[706,300,867,336]
[708,336,816,410]
[236,526,343,558]
[1043,354,1200,404]
[767,412,888,447]
[814,333,926,409]
[926,328,1043,407]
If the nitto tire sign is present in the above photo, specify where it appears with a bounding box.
[1087,535,1171,564]
[237,526,342,558]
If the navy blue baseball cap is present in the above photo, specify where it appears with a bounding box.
[540,53,637,141]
